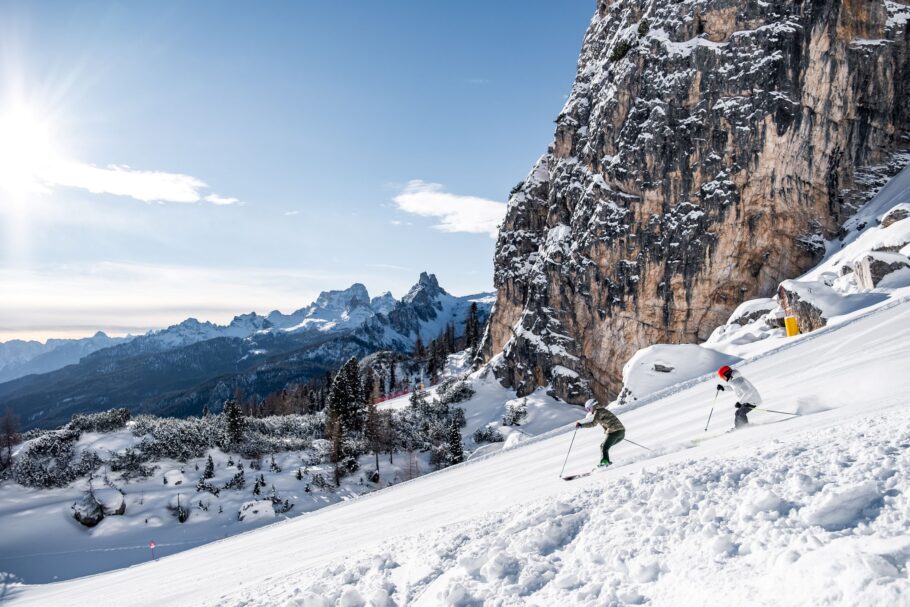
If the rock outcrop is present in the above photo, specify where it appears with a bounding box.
[854,252,910,289]
[484,0,910,403]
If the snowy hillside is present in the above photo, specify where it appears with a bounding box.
[0,361,581,586]
[7,290,910,605]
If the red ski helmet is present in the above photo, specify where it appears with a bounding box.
[717,365,733,380]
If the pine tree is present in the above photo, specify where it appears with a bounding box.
[327,357,365,435]
[447,420,465,465]
[203,455,215,480]
[465,302,480,355]
[446,323,456,353]
[201,403,210,417]
[295,467,303,481]
[1,409,20,469]
[224,463,245,490]
[362,371,374,405]
[223,400,245,445]
[389,363,397,393]
[365,399,381,472]
[414,336,426,360]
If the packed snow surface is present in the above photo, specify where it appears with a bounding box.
[7,295,910,606]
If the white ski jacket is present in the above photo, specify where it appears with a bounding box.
[724,371,762,405]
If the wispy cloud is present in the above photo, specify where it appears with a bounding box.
[205,193,240,206]
[43,161,222,204]
[284,210,300,216]
[392,180,505,238]
[0,103,239,205]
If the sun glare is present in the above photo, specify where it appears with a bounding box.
[0,104,61,197]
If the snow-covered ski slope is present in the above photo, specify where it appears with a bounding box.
[9,296,910,606]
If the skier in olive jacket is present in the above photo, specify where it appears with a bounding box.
[575,399,625,467]
[716,365,762,428]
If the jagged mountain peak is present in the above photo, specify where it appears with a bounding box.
[402,272,447,305]
[313,283,371,312]
[370,291,397,315]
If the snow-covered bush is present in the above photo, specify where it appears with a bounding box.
[108,448,157,481]
[502,399,528,426]
[196,478,220,497]
[12,429,101,488]
[68,408,130,434]
[437,379,475,405]
[473,425,505,444]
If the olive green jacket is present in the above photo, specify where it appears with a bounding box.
[579,405,625,433]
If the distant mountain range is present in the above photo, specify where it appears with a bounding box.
[0,272,493,429]
[0,332,129,384]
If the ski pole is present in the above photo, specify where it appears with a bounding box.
[559,426,578,478]
[704,390,719,432]
[753,407,800,416]
[623,438,652,452]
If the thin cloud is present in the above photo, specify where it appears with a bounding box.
[45,162,211,203]
[393,180,505,238]
[205,193,240,206]
[284,210,300,216]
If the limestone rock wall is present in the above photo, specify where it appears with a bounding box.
[484,0,910,403]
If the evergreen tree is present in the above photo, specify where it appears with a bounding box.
[446,323,456,353]
[362,371,374,405]
[465,302,480,355]
[414,336,426,360]
[224,463,245,490]
[1,408,20,469]
[365,399,381,472]
[201,403,210,418]
[223,400,245,445]
[447,420,464,465]
[389,363,397,393]
[327,357,365,434]
[203,454,215,480]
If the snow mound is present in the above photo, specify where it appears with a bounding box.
[93,489,125,516]
[238,500,276,523]
[800,481,882,531]
[615,344,741,405]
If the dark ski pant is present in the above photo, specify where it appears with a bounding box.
[735,403,756,428]
[601,429,625,463]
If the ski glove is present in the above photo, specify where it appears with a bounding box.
[735,402,742,408]
[716,384,725,392]
[575,421,582,428]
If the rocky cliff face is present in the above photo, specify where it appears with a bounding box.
[484,0,910,403]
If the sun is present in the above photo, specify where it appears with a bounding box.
[0,104,61,197]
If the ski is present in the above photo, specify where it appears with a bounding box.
[562,464,612,481]
[561,472,592,481]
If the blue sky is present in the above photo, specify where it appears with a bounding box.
[0,1,594,341]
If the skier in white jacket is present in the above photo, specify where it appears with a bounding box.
[716,365,762,428]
